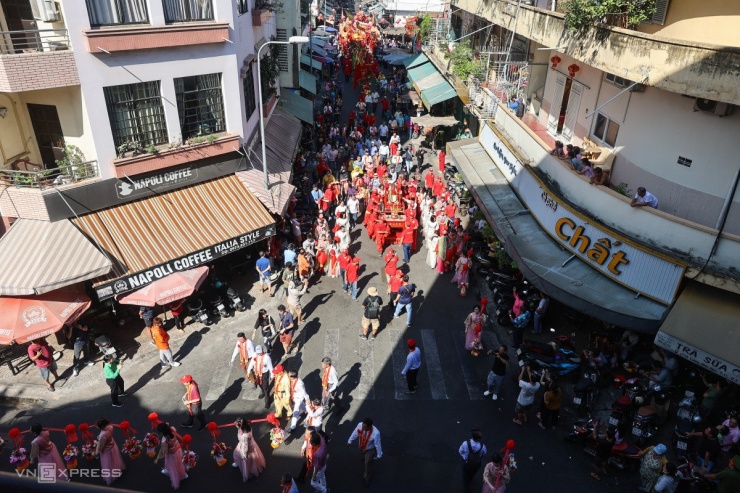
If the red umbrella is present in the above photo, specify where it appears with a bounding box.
[117,266,209,307]
[0,286,91,345]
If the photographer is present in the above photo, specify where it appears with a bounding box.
[513,364,542,426]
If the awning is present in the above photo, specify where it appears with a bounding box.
[72,175,275,299]
[299,69,317,95]
[262,107,302,167]
[278,90,314,124]
[413,71,447,92]
[450,140,669,332]
[403,53,429,69]
[411,114,459,127]
[304,43,328,58]
[655,282,740,384]
[420,80,458,109]
[236,169,296,216]
[0,219,112,296]
[399,90,422,105]
[407,62,437,85]
[300,55,322,70]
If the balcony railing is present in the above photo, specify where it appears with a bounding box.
[0,29,70,54]
[0,161,99,190]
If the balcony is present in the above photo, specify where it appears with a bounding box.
[480,103,740,290]
[83,22,230,53]
[0,29,79,92]
[451,0,740,105]
[0,161,99,221]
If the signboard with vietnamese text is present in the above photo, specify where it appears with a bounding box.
[655,331,740,384]
[94,224,274,300]
[480,124,685,304]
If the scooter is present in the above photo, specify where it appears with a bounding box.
[518,334,577,359]
[227,286,246,312]
[573,367,601,417]
[518,351,581,377]
[187,297,212,326]
[673,395,702,459]
[631,384,676,446]
[570,419,642,471]
[207,290,229,319]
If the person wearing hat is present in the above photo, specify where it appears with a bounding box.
[247,345,273,408]
[180,374,206,431]
[361,287,384,340]
[401,339,421,394]
[272,365,293,421]
[29,423,67,481]
[638,443,668,491]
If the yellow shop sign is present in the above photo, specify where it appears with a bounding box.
[555,218,629,275]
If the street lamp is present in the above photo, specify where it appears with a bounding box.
[256,36,310,190]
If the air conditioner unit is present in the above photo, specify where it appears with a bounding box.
[693,99,734,117]
[30,0,60,22]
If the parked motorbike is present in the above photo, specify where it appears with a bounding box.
[673,395,702,459]
[187,297,212,326]
[518,351,581,377]
[573,367,601,417]
[568,418,642,470]
[608,395,634,437]
[518,334,577,359]
[206,290,229,319]
[631,384,677,445]
[227,286,246,312]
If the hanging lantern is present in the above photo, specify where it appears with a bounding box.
[568,63,580,77]
[550,56,561,69]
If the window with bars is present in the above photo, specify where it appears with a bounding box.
[243,66,257,120]
[175,73,226,140]
[276,29,289,72]
[86,0,149,27]
[236,0,248,14]
[604,72,629,88]
[163,0,214,23]
[104,81,167,149]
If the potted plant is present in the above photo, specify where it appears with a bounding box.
[253,0,282,25]
[55,144,88,181]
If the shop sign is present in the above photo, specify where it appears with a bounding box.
[655,331,740,384]
[95,224,274,300]
[115,167,197,198]
[480,124,684,304]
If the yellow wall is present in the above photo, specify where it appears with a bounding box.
[638,0,740,48]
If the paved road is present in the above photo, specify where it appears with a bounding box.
[0,51,642,493]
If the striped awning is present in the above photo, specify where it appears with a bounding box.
[403,53,429,69]
[236,169,296,215]
[0,219,112,296]
[278,90,314,124]
[72,175,275,299]
[407,62,436,85]
[420,79,458,109]
[413,72,447,92]
[263,108,303,167]
[299,69,318,95]
[301,55,323,70]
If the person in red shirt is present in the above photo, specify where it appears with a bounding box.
[380,96,390,116]
[388,269,403,306]
[432,176,445,197]
[320,186,333,214]
[384,249,399,285]
[374,217,389,253]
[348,110,356,128]
[445,199,457,220]
[338,248,352,292]
[366,209,378,238]
[377,162,387,178]
[357,123,366,137]
[424,171,434,191]
[438,149,446,173]
[405,211,419,231]
[366,113,376,128]
[28,338,59,392]
[317,159,330,179]
[345,256,361,300]
[401,226,415,263]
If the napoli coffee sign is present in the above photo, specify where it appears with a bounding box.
[115,167,197,198]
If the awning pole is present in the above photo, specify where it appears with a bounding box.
[585,77,647,119]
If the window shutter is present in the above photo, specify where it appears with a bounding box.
[651,0,670,25]
[276,28,289,72]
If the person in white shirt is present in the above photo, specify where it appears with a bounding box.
[389,133,401,146]
[288,370,308,432]
[348,418,383,486]
[631,187,659,209]
[229,333,255,382]
[361,151,373,168]
[246,345,273,407]
[320,357,339,409]
[460,429,488,492]
[364,92,373,109]
[347,196,360,228]
[379,123,389,138]
[513,365,543,425]
[378,142,390,163]
[305,398,324,431]
[371,91,380,113]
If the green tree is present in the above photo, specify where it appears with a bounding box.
[563,0,656,31]
[418,14,432,43]
[449,40,483,80]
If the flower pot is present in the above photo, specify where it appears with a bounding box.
[85,453,95,461]
[15,458,30,472]
[129,450,141,460]
[146,447,156,458]
[215,455,227,466]
[66,458,78,469]
[270,441,280,449]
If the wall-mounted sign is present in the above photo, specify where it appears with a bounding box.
[480,124,685,304]
[115,167,197,198]
[655,331,740,384]
[94,224,274,300]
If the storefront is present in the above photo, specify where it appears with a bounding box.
[449,122,686,331]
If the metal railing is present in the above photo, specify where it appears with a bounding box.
[0,160,99,190]
[0,29,70,55]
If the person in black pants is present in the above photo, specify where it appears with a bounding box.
[103,355,125,407]
[401,339,421,394]
[180,375,206,431]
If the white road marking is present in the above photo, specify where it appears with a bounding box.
[421,330,447,400]
[357,336,375,400]
[451,331,484,400]
[388,328,411,400]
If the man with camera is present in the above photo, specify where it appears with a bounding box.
[513,364,544,426]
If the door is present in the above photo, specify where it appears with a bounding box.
[562,82,584,140]
[547,73,566,132]
[27,103,64,168]
[0,0,39,53]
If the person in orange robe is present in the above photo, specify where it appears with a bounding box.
[366,210,378,238]
[375,218,389,253]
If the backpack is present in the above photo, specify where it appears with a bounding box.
[365,296,381,319]
[466,440,483,469]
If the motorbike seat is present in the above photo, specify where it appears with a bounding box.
[575,379,595,392]
[612,442,640,456]
[524,340,555,354]
[637,405,659,417]
[675,418,693,434]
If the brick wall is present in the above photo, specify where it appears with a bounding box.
[0,186,50,221]
[0,52,79,92]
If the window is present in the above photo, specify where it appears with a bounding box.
[592,113,620,148]
[276,28,289,72]
[86,0,149,27]
[27,104,64,168]
[243,66,257,120]
[650,0,670,25]
[175,73,225,140]
[604,72,629,88]
[236,0,248,15]
[163,0,213,22]
[104,82,167,149]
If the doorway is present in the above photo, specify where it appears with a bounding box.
[27,103,64,168]
[0,0,39,53]
[557,78,572,134]
[546,72,584,140]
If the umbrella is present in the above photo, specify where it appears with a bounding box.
[0,286,91,345]
[117,266,209,307]
[323,26,338,32]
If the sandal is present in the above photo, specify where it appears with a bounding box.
[513,419,522,426]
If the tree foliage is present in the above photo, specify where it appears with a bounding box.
[449,40,483,80]
[563,0,656,31]
[418,14,432,43]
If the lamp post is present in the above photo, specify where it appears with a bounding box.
[256,36,309,190]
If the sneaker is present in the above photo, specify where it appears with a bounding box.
[172,361,182,367]
[118,392,127,397]
[232,463,238,468]
[492,394,498,401]
[180,423,193,428]
[73,369,79,377]
[161,469,169,475]
[48,386,55,392]
[483,390,491,396]
[407,323,412,328]
[112,403,124,407]
[85,361,95,366]
[371,333,377,340]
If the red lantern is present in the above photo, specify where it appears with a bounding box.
[550,56,561,69]
[568,63,580,77]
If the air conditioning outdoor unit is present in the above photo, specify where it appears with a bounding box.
[30,0,60,22]
[693,99,734,117]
